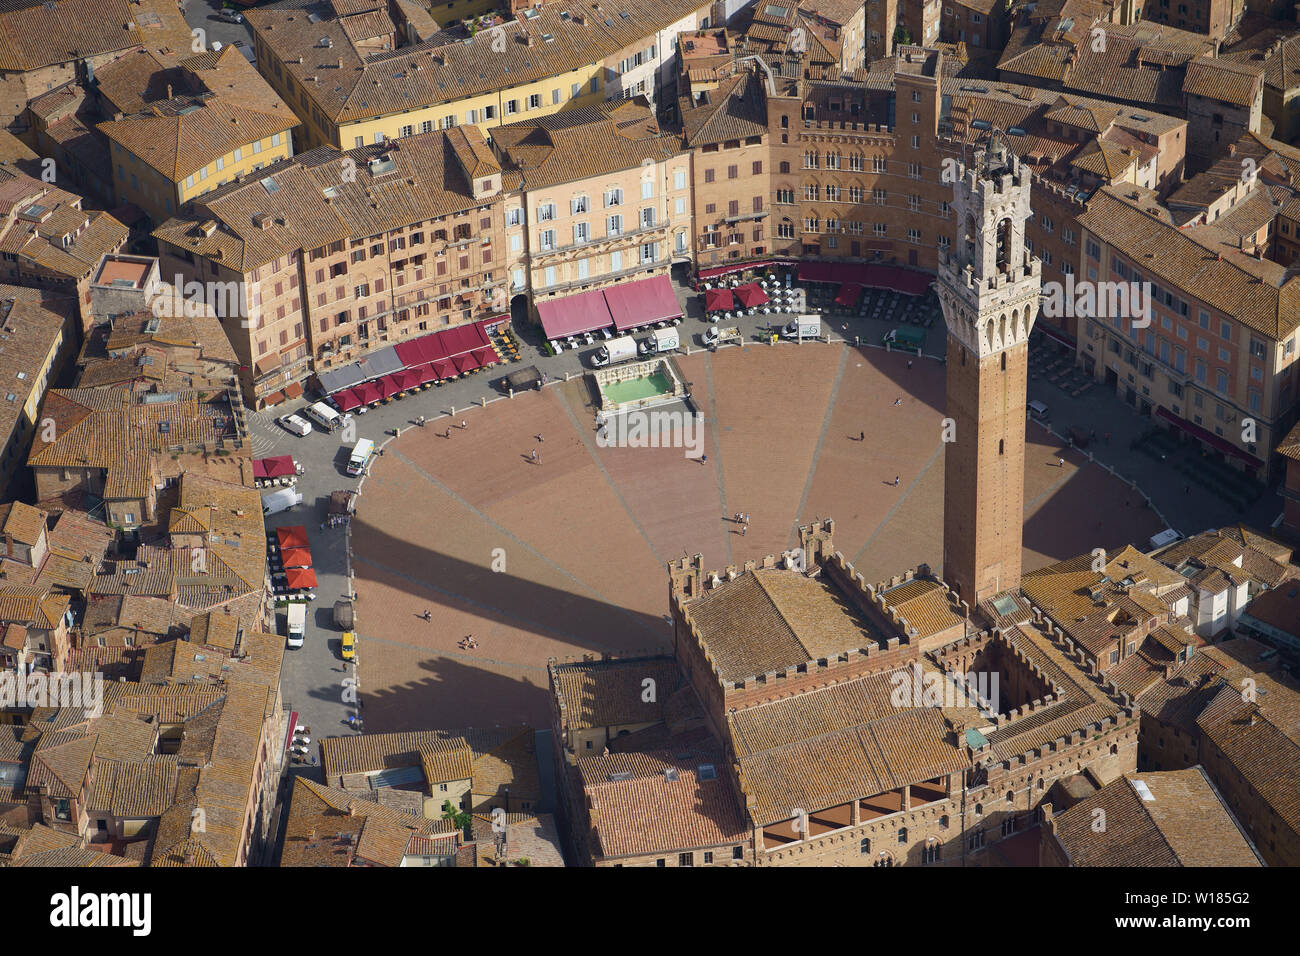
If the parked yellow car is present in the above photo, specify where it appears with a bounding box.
[340,632,355,660]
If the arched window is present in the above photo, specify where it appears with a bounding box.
[996,217,1012,271]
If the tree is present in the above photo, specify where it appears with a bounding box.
[441,800,471,832]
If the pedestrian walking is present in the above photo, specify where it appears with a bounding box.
[743,513,749,524]
[734,513,742,523]
[1058,457,1064,468]
[894,476,900,486]
[423,610,432,621]
[701,454,708,465]
[740,525,746,536]
[536,433,543,442]
[460,419,468,429]
[907,359,913,370]
[893,397,902,406]
[859,431,865,441]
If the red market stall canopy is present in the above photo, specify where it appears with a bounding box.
[471,346,499,368]
[453,352,479,375]
[835,282,864,306]
[705,288,734,312]
[334,388,361,412]
[734,283,770,308]
[254,455,296,479]
[797,262,932,296]
[284,567,318,590]
[276,526,309,549]
[699,260,776,280]
[354,380,383,405]
[279,547,313,568]
[432,358,458,379]
[393,321,492,367]
[414,362,439,385]
[537,287,614,339]
[605,275,682,332]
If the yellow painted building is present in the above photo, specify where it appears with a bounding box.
[94,46,299,226]
[248,0,708,150]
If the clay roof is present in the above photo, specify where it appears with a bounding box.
[578,746,748,859]
[1077,182,1300,341]
[494,100,686,193]
[551,656,679,730]
[96,46,298,181]
[1182,57,1264,108]
[247,0,710,126]
[0,0,191,72]
[154,129,489,273]
[680,68,769,148]
[683,568,887,683]
[1051,768,1263,865]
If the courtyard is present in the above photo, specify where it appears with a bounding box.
[348,341,1164,733]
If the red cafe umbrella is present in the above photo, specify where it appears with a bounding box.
[284,566,317,589]
[279,547,313,568]
[276,525,309,549]
[734,283,769,308]
[704,288,734,312]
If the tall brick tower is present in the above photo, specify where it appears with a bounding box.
[937,132,1042,607]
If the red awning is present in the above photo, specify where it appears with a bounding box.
[698,260,774,280]
[334,388,361,412]
[453,353,479,374]
[705,288,734,312]
[797,261,932,296]
[284,382,304,400]
[284,710,298,753]
[1154,407,1264,467]
[734,283,770,308]
[536,288,614,339]
[279,547,313,568]
[471,346,498,368]
[414,363,438,385]
[604,274,683,332]
[276,525,309,549]
[432,358,458,379]
[256,455,296,479]
[284,567,318,590]
[835,282,864,306]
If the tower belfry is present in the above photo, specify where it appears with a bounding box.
[937,132,1042,608]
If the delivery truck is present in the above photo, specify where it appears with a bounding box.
[285,603,306,649]
[346,438,375,476]
[703,326,741,349]
[638,327,680,356]
[781,315,822,340]
[261,487,303,516]
[590,335,637,367]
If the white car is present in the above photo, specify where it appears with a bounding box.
[278,413,312,437]
[214,8,244,24]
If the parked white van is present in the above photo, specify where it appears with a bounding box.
[305,401,344,432]
[1027,400,1049,422]
[261,487,303,516]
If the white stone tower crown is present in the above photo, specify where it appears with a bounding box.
[937,132,1042,359]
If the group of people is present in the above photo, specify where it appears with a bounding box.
[458,635,480,651]
[733,512,750,536]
